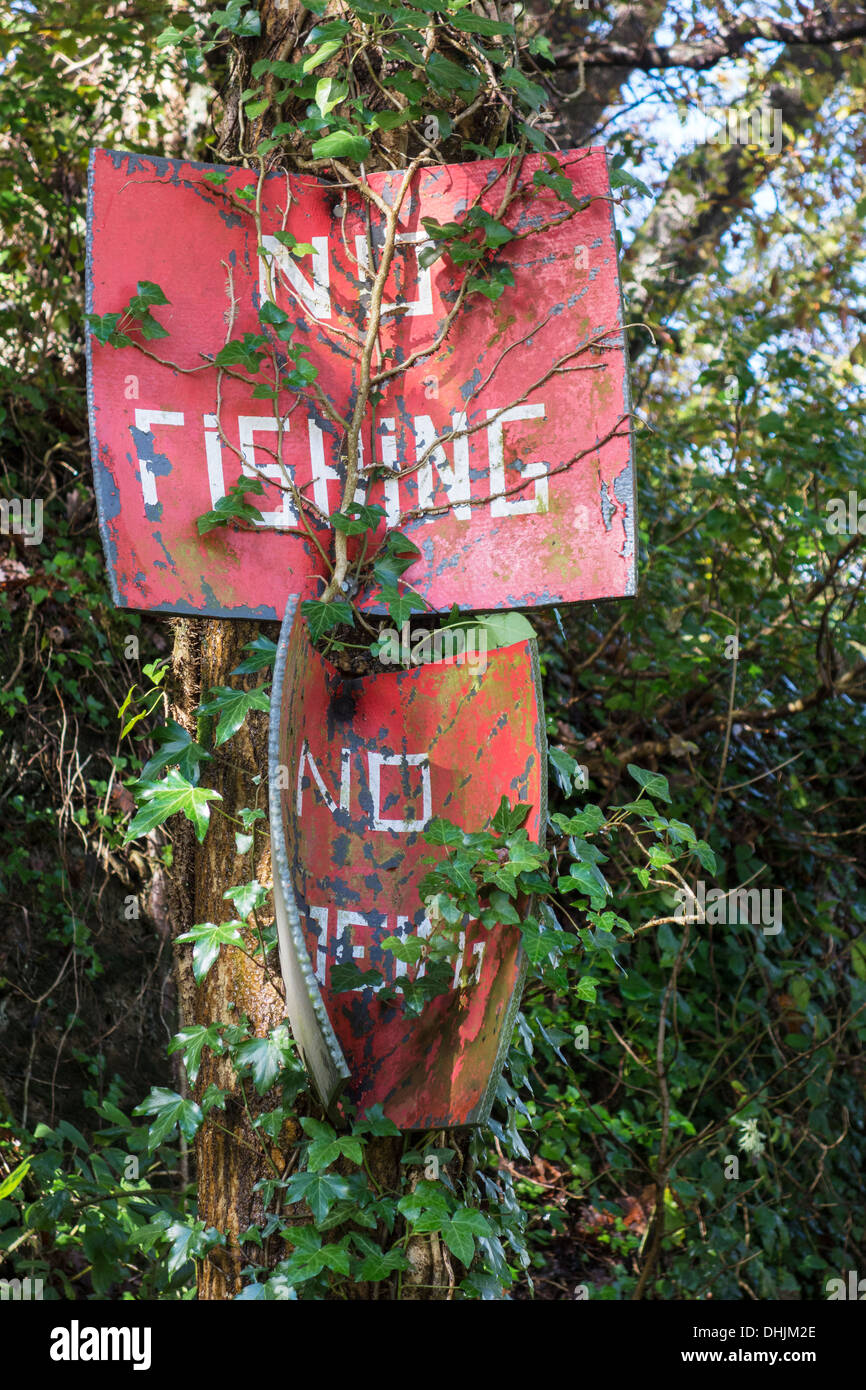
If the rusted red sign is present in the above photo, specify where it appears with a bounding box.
[269,596,546,1128]
[87,147,634,619]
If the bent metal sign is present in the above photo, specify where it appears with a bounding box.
[269,597,546,1128]
[86,147,635,619]
[87,147,635,1127]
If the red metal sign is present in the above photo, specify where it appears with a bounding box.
[269,596,546,1128]
[87,147,635,619]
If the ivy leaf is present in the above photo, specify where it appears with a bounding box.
[197,685,271,746]
[302,36,344,74]
[197,475,266,534]
[130,279,168,309]
[427,53,480,98]
[258,300,295,342]
[214,333,267,373]
[379,585,426,627]
[175,920,245,983]
[609,159,652,198]
[448,12,514,36]
[229,636,278,675]
[223,879,268,918]
[301,598,355,642]
[372,531,421,589]
[424,817,464,848]
[125,769,221,845]
[559,860,610,907]
[482,888,521,925]
[331,961,384,992]
[168,1024,225,1084]
[441,1214,475,1266]
[283,1170,354,1223]
[139,719,212,785]
[233,1024,295,1095]
[314,76,348,117]
[491,797,531,835]
[350,1232,409,1281]
[693,839,717,873]
[354,1104,401,1138]
[86,311,133,348]
[533,168,587,214]
[133,1087,204,1148]
[273,229,315,256]
[521,918,568,966]
[329,501,386,535]
[627,763,672,805]
[311,129,371,161]
[212,3,261,37]
[381,933,425,965]
[466,264,515,301]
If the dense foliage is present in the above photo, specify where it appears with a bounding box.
[1,0,865,1301]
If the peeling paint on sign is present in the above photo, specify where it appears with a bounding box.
[87,147,636,618]
[268,597,547,1128]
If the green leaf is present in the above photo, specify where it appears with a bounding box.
[139,719,212,785]
[502,66,548,111]
[132,279,168,308]
[381,933,424,965]
[424,817,465,848]
[223,879,268,918]
[441,1214,474,1266]
[354,1104,401,1137]
[168,1024,225,1084]
[521,919,566,966]
[301,598,355,642]
[175,920,245,983]
[380,586,427,626]
[125,769,222,845]
[492,797,531,835]
[0,1159,30,1201]
[214,333,267,373]
[372,531,421,589]
[351,1233,409,1281]
[198,685,271,746]
[232,1024,295,1095]
[258,300,295,341]
[283,1170,354,1223]
[302,37,343,74]
[331,961,384,992]
[448,12,514,36]
[329,501,386,535]
[533,168,588,213]
[315,76,348,117]
[467,264,515,300]
[230,636,278,675]
[197,475,267,535]
[311,129,371,161]
[427,53,480,98]
[693,839,717,873]
[476,611,535,650]
[609,160,652,198]
[627,763,672,805]
[133,1088,204,1148]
